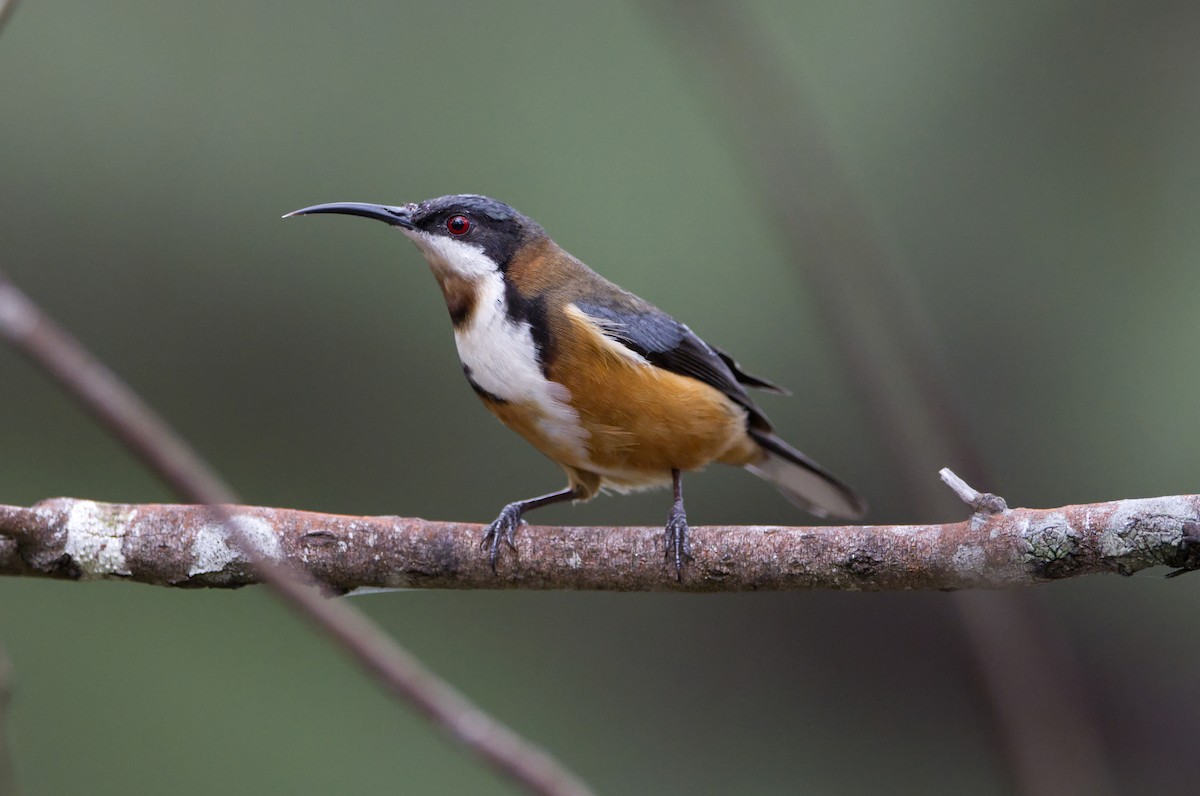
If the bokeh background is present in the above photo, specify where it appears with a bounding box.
[3,2,1200,793]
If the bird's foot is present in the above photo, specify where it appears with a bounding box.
[481,503,525,573]
[664,504,693,582]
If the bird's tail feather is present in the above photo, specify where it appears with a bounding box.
[745,429,867,520]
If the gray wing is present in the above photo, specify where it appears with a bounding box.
[575,300,775,430]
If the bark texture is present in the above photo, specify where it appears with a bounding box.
[3,494,1198,591]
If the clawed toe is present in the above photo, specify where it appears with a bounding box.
[477,487,578,574]
[481,503,525,572]
[664,508,693,581]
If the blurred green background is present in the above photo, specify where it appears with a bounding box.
[3,1,1200,793]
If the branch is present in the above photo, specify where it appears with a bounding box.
[0,0,20,39]
[643,4,1116,791]
[0,272,592,796]
[4,480,1197,590]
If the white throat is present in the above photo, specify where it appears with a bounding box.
[402,229,494,281]
[402,229,589,461]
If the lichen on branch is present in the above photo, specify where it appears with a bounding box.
[3,486,1197,591]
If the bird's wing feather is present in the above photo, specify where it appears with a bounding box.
[710,346,790,395]
[574,300,772,430]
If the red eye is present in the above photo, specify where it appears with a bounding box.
[446,215,471,235]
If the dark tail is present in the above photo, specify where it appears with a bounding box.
[745,429,867,520]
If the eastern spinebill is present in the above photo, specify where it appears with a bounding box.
[285,195,866,578]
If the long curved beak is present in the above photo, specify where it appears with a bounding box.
[283,202,415,229]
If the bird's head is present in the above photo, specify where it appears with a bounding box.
[285,194,545,281]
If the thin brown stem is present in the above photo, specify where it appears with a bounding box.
[643,3,1117,793]
[0,272,592,796]
[0,0,20,38]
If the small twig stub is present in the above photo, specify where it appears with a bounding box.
[940,467,1008,515]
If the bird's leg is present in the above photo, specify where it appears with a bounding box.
[482,486,577,572]
[664,469,693,581]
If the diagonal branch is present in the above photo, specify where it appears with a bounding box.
[3,480,1197,590]
[0,0,20,38]
[643,4,1118,792]
[0,272,592,796]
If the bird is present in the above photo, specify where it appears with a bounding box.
[285,194,866,578]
